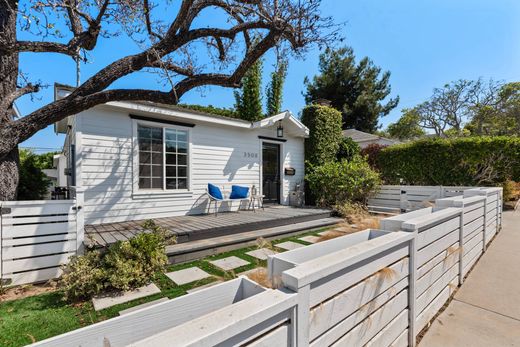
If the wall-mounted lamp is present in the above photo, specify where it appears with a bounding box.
[277,121,284,138]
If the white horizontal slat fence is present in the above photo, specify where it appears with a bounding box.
[368,185,477,213]
[29,185,502,347]
[0,187,85,286]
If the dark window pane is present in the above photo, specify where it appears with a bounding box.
[152,165,163,177]
[139,164,151,177]
[177,178,187,189]
[165,141,176,153]
[138,126,151,139]
[166,154,176,165]
[178,154,187,165]
[165,178,176,190]
[177,142,187,154]
[151,127,162,140]
[151,139,163,152]
[178,166,187,177]
[151,177,163,189]
[138,139,151,151]
[165,129,176,141]
[139,152,151,164]
[152,153,163,165]
[139,177,151,189]
[177,131,187,142]
[166,165,176,177]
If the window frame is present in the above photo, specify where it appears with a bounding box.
[132,118,192,195]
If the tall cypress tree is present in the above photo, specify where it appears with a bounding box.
[265,59,288,116]
[234,58,263,121]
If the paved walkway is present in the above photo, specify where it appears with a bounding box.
[420,210,520,347]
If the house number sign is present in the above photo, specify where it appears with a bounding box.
[243,152,258,158]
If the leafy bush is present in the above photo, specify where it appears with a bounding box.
[306,156,381,206]
[375,136,520,186]
[61,220,174,301]
[337,137,360,161]
[360,143,388,170]
[301,104,343,166]
[60,251,105,302]
[18,149,51,200]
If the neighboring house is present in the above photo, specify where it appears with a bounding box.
[42,154,68,188]
[53,85,308,225]
[342,129,400,148]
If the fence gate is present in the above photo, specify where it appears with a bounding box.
[0,200,78,286]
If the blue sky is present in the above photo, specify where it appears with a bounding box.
[18,0,520,152]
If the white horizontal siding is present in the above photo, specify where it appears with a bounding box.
[77,108,305,224]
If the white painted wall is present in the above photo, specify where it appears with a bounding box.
[75,107,305,225]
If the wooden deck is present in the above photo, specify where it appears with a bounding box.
[85,206,332,248]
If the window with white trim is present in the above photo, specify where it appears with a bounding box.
[137,124,189,190]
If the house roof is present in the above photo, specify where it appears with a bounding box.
[53,84,309,137]
[342,128,400,144]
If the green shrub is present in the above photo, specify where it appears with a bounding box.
[18,149,51,200]
[360,143,388,170]
[337,137,360,161]
[60,251,105,302]
[375,136,520,186]
[306,156,381,206]
[301,104,343,166]
[61,220,173,301]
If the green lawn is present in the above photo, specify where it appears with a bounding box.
[0,227,327,347]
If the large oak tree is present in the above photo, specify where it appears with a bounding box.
[0,0,337,200]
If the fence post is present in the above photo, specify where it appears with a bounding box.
[457,210,464,286]
[0,202,3,280]
[408,235,417,347]
[74,187,85,255]
[294,284,310,347]
[400,188,408,213]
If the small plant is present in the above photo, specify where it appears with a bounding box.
[60,251,106,302]
[61,220,174,301]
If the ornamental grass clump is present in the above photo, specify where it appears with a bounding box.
[61,220,174,302]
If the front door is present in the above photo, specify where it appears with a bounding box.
[262,142,281,204]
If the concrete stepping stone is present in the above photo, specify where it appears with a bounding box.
[165,267,211,285]
[92,283,161,311]
[119,297,169,316]
[299,235,320,244]
[275,241,306,251]
[246,248,278,260]
[186,280,224,294]
[209,256,249,271]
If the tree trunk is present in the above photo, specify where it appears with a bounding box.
[0,0,20,200]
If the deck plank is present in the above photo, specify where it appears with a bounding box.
[85,207,331,248]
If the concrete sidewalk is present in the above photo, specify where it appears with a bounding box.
[420,210,520,347]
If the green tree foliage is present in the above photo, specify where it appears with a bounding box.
[265,59,288,116]
[375,137,520,186]
[304,47,399,132]
[407,79,520,137]
[386,110,425,140]
[306,155,381,206]
[234,58,263,121]
[465,82,520,136]
[17,149,51,200]
[337,137,360,161]
[301,104,343,166]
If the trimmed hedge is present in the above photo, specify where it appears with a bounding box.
[375,136,520,186]
[301,104,343,166]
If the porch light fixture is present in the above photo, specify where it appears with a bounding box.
[277,121,284,138]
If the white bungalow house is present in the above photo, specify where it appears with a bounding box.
[343,128,400,148]
[53,86,308,225]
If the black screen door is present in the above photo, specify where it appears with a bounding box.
[262,142,281,204]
